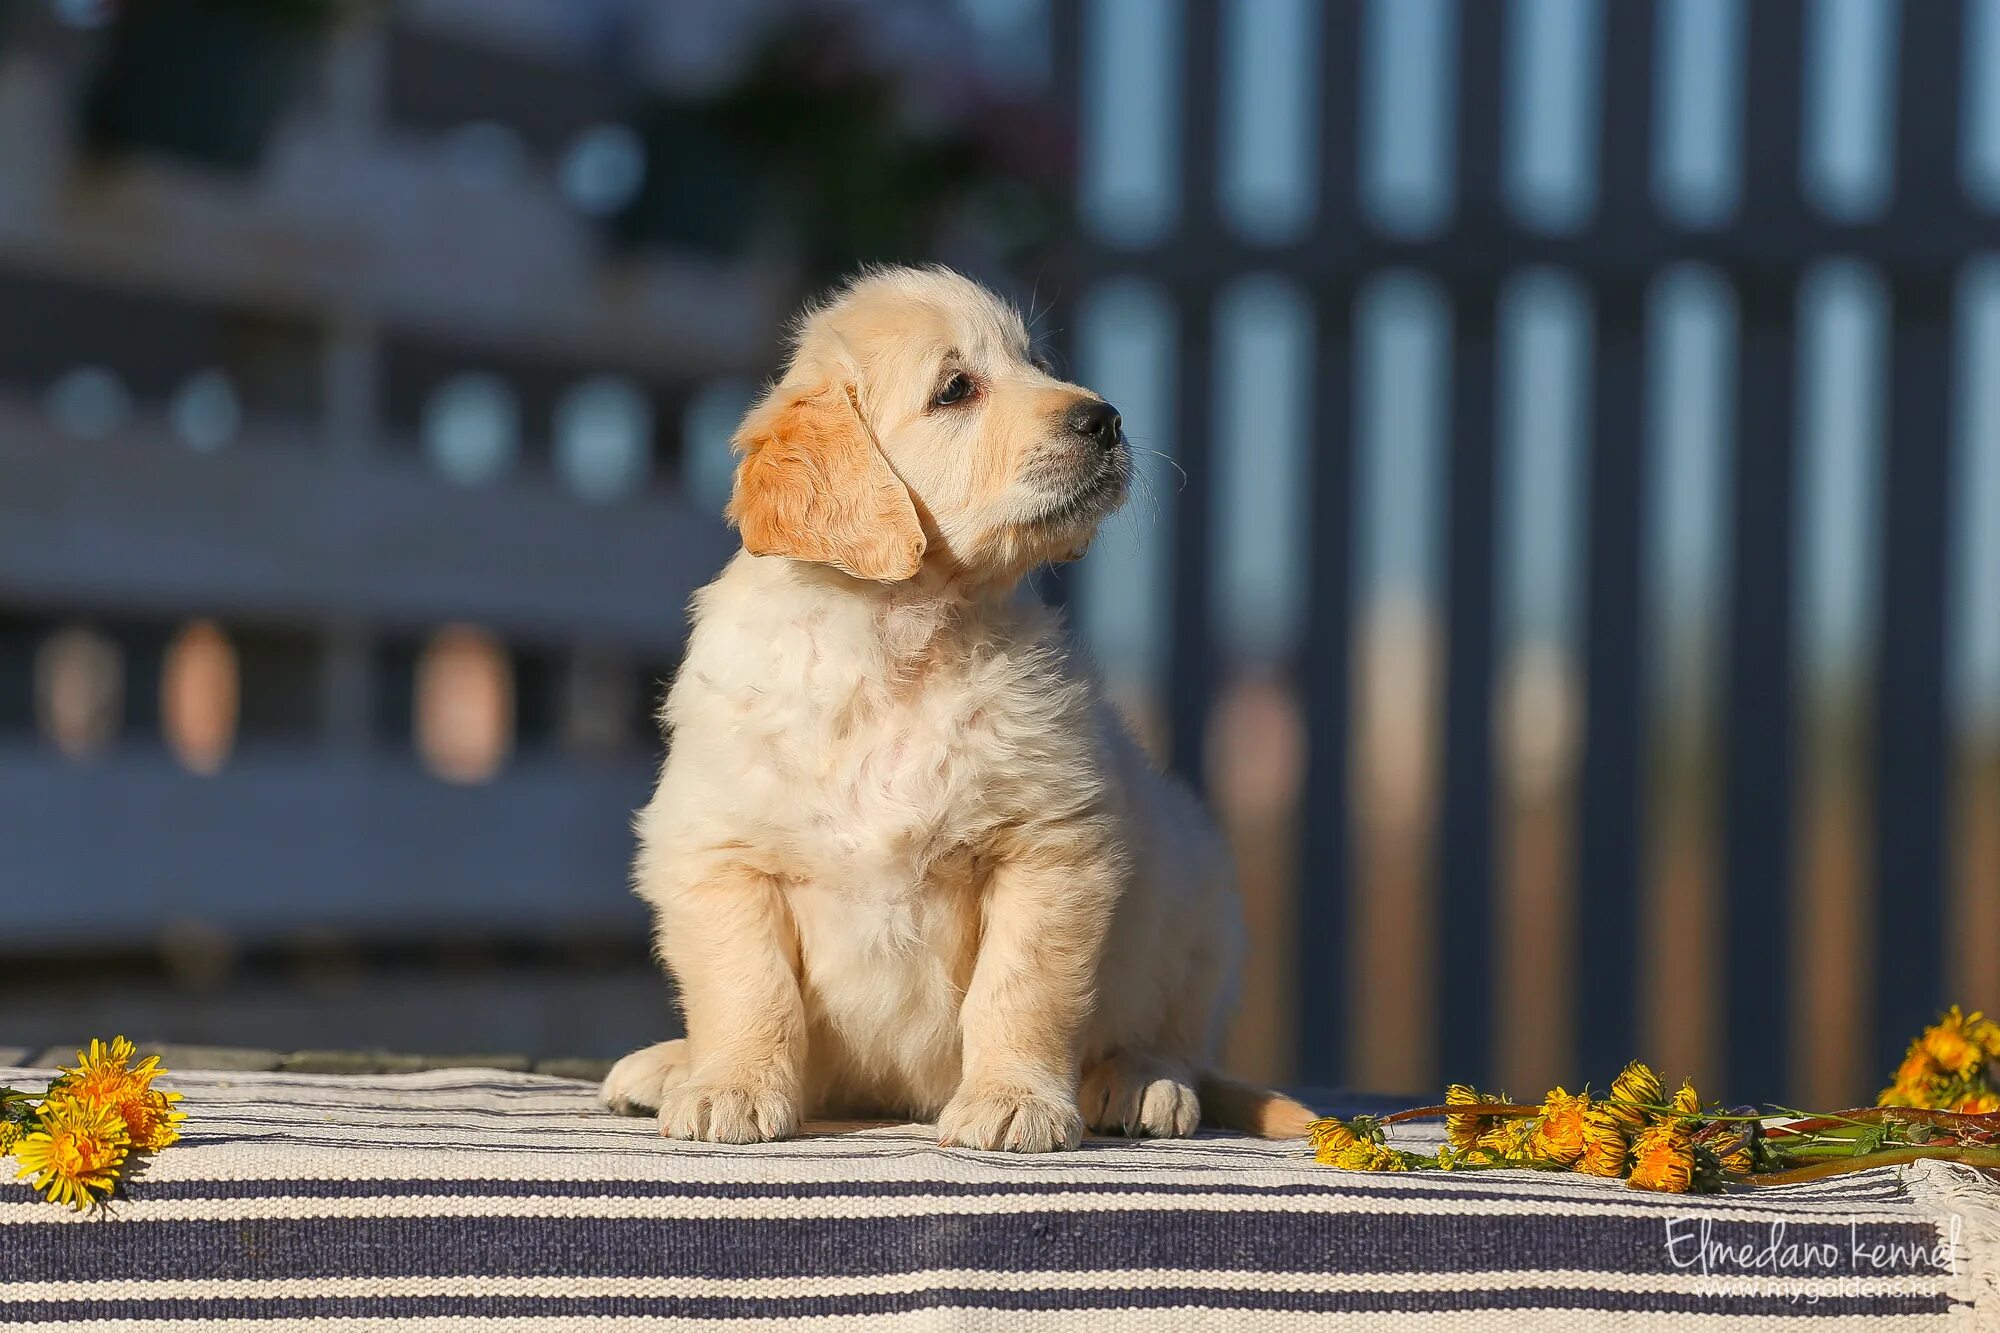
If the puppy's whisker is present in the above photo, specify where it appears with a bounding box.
[1129,471,1167,534]
[1127,444,1188,496]
[1117,464,1156,523]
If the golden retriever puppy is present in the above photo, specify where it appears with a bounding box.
[602,265,1312,1150]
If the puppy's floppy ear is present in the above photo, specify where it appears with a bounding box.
[726,381,926,582]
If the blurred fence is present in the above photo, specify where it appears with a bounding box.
[0,5,776,1052]
[3,0,1997,1101]
[1053,0,2000,1106]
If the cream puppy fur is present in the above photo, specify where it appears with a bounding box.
[603,266,1312,1151]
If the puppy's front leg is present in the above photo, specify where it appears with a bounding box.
[655,862,805,1144]
[938,845,1119,1152]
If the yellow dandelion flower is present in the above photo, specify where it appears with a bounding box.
[0,1121,21,1157]
[1670,1079,1701,1119]
[1973,1012,2000,1063]
[1530,1087,1591,1166]
[1444,1083,1505,1151]
[54,1037,162,1105]
[1576,1106,1630,1177]
[1920,1008,1991,1081]
[1604,1060,1662,1127]
[1719,1145,1754,1176]
[1308,1118,1362,1164]
[1328,1140,1374,1169]
[1893,1045,1941,1088]
[12,1096,129,1211]
[1881,1046,1957,1109]
[117,1090,186,1154]
[1473,1116,1539,1165]
[1330,1140,1408,1172]
[1953,1089,2000,1115]
[1627,1122,1696,1193]
[49,1038,183,1155]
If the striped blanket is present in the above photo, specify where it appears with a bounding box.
[2,1066,1995,1330]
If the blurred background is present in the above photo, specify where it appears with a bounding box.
[1,0,1995,1109]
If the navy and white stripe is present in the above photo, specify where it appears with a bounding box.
[2,1066,1991,1329]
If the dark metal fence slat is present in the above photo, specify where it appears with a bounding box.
[1875,294,1954,1079]
[1434,0,1506,1089]
[1437,285,1499,1087]
[1723,285,1800,1105]
[1037,0,1088,614]
[1293,0,1364,1087]
[1573,0,1656,1086]
[1577,284,1647,1083]
[1168,288,1216,790]
[1165,0,1223,789]
[1296,288,1355,1087]
[1453,0,1504,235]
[1871,0,1964,1075]
[1719,0,1807,1107]
[1318,0,1363,243]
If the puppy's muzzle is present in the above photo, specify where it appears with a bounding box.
[1032,395,1130,534]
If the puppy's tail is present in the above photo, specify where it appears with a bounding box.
[1196,1071,1318,1139]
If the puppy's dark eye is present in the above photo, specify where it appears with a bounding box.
[934,372,976,407]
[1030,349,1055,374]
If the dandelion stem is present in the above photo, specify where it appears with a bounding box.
[1382,1103,1541,1124]
[1748,1145,2000,1185]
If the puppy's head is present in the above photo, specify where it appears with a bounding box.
[727,266,1128,586]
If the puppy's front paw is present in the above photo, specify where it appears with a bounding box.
[936,1084,1082,1153]
[1080,1052,1200,1138]
[657,1074,800,1144]
[601,1039,688,1116]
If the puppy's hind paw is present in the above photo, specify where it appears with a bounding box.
[600,1039,688,1116]
[1080,1052,1201,1138]
[936,1084,1083,1153]
[658,1077,801,1144]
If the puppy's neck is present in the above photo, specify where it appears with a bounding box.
[762,551,1039,677]
[869,563,1029,674]
[874,571,976,668]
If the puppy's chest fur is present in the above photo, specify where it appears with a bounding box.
[683,586,1093,877]
[661,563,1107,1109]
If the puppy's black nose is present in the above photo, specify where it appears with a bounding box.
[1066,398,1122,450]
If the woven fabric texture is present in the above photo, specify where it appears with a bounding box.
[2,1065,1994,1331]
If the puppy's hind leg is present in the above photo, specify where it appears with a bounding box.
[1082,816,1235,1140]
[600,1038,689,1115]
[1079,1050,1201,1138]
